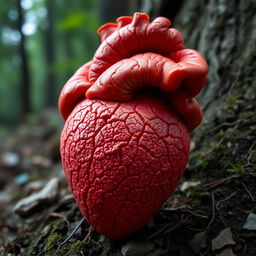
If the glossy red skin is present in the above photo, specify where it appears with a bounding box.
[61,93,189,239]
[59,13,208,238]
[59,13,208,130]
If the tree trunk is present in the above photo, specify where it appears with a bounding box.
[17,0,31,114]
[44,0,56,107]
[173,0,256,180]
[99,0,129,23]
[99,0,142,23]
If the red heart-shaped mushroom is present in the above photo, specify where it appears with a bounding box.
[59,13,208,239]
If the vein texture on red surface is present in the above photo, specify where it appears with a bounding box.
[59,12,208,238]
[61,94,189,238]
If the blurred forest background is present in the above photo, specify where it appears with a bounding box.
[0,0,144,127]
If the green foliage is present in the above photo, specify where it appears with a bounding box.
[227,160,246,174]
[187,186,199,198]
[58,12,87,31]
[57,10,100,32]
[44,232,60,253]
[0,0,100,123]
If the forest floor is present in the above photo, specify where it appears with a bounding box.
[0,109,256,256]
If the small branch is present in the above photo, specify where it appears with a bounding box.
[82,226,93,242]
[55,218,85,253]
[216,190,238,227]
[216,190,238,209]
[241,182,255,202]
[207,192,215,230]
[201,137,225,157]
[181,208,208,219]
[202,174,240,190]
[247,140,256,166]
[148,221,181,239]
[162,207,208,219]
[207,121,239,134]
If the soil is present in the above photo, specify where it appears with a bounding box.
[0,107,255,256]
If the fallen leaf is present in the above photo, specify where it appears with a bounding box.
[13,177,59,217]
[211,227,235,251]
[243,213,256,230]
[180,181,201,192]
[216,247,237,256]
[189,231,207,253]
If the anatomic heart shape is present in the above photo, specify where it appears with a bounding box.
[59,13,208,239]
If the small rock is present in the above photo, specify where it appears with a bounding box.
[211,227,235,251]
[121,240,154,256]
[13,177,59,217]
[1,151,20,167]
[15,173,30,185]
[189,231,207,253]
[0,191,10,202]
[25,180,44,193]
[243,213,256,230]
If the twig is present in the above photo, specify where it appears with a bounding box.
[202,121,240,158]
[216,190,238,228]
[55,218,85,253]
[202,174,240,190]
[228,66,241,97]
[201,137,225,156]
[207,192,215,230]
[241,182,255,201]
[216,190,238,210]
[181,208,208,219]
[207,121,238,134]
[148,221,181,239]
[162,207,208,219]
[82,226,93,242]
[247,140,256,166]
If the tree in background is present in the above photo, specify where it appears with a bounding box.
[153,0,256,180]
[17,0,32,114]
[0,0,100,123]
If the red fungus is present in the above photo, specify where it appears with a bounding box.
[59,13,208,239]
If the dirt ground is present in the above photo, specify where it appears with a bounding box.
[0,109,255,256]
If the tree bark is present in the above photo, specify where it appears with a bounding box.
[173,0,256,180]
[141,0,256,181]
